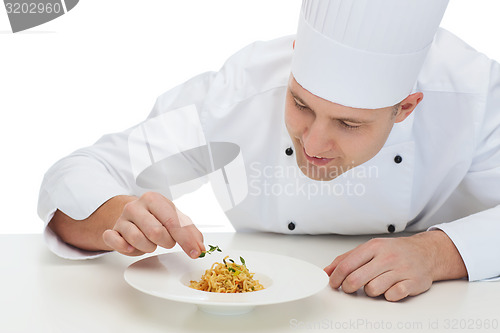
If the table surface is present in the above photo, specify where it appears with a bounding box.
[2,232,499,333]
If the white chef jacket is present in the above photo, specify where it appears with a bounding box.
[38,28,500,282]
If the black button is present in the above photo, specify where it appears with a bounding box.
[394,155,402,164]
[387,224,396,233]
[285,147,294,156]
[288,222,296,231]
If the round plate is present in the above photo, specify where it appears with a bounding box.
[124,250,329,315]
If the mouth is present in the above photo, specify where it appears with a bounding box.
[303,147,335,166]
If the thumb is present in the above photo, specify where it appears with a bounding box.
[171,207,205,258]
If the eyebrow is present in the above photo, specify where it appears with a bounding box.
[289,88,369,124]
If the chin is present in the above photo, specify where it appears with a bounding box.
[299,163,339,181]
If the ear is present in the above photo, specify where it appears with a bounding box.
[394,92,423,123]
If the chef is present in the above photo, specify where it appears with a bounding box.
[38,0,500,301]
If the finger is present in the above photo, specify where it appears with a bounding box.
[123,202,176,250]
[329,246,375,289]
[147,196,204,258]
[364,271,399,297]
[340,259,390,294]
[114,220,157,254]
[384,275,432,301]
[172,224,205,259]
[176,210,205,254]
[102,229,145,256]
[324,250,353,275]
[384,280,413,302]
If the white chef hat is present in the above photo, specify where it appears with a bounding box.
[291,0,449,109]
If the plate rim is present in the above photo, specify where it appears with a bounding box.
[124,249,329,308]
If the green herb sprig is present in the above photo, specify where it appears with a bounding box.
[198,245,222,258]
[198,246,248,277]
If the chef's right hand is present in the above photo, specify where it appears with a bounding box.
[102,192,205,258]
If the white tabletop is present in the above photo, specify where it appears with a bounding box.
[3,232,499,333]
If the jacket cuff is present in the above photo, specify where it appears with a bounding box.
[429,205,500,281]
[43,226,109,260]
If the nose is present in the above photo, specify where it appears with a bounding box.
[302,120,334,156]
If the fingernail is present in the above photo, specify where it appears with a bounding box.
[190,249,199,258]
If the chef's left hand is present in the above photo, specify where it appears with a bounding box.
[324,230,468,301]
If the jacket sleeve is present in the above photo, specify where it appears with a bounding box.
[38,35,294,259]
[430,60,500,281]
[37,71,216,259]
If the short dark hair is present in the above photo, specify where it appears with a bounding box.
[392,103,401,116]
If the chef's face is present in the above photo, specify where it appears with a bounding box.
[285,75,417,181]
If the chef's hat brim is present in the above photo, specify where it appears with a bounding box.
[291,0,449,109]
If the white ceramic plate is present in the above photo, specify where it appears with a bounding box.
[124,250,329,315]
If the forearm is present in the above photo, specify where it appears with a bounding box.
[48,195,136,252]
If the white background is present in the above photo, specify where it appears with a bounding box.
[1,0,499,234]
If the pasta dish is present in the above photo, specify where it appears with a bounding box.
[189,255,264,293]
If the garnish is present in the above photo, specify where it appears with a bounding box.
[223,256,246,276]
[198,244,222,258]
[189,254,264,293]
[198,246,249,278]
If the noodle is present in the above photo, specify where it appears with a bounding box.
[189,256,264,293]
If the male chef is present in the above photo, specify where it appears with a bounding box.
[38,0,500,301]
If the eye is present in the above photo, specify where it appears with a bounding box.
[293,98,308,111]
[339,120,361,130]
